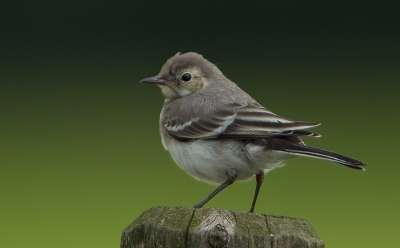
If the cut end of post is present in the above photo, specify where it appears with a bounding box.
[120,206,325,248]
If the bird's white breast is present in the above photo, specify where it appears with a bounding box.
[161,128,256,184]
[161,131,298,186]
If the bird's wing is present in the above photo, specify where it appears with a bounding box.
[217,103,321,139]
[162,100,237,140]
[162,99,320,141]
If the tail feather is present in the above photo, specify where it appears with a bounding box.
[284,143,366,170]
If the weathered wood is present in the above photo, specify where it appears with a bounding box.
[121,206,324,248]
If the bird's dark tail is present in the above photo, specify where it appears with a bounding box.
[283,143,366,170]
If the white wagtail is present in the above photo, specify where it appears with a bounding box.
[140,52,366,212]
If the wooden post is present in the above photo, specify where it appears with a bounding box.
[121,206,325,248]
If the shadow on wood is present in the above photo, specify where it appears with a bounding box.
[121,206,324,248]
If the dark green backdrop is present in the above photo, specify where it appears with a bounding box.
[1,1,399,247]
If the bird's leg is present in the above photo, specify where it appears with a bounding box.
[249,171,265,213]
[193,171,237,209]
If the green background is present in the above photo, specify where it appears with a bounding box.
[1,1,399,247]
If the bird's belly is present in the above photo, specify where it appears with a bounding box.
[167,139,256,184]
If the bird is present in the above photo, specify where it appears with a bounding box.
[140,52,366,212]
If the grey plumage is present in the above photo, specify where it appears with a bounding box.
[141,52,366,212]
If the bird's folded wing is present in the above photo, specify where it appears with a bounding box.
[218,104,321,139]
[162,101,320,140]
[162,104,237,140]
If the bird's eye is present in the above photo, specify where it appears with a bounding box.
[181,72,192,82]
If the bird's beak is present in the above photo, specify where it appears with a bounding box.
[140,76,170,85]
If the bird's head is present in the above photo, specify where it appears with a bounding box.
[140,52,223,101]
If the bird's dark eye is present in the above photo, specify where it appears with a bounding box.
[181,72,192,82]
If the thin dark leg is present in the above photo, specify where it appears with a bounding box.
[249,171,265,213]
[193,171,237,208]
